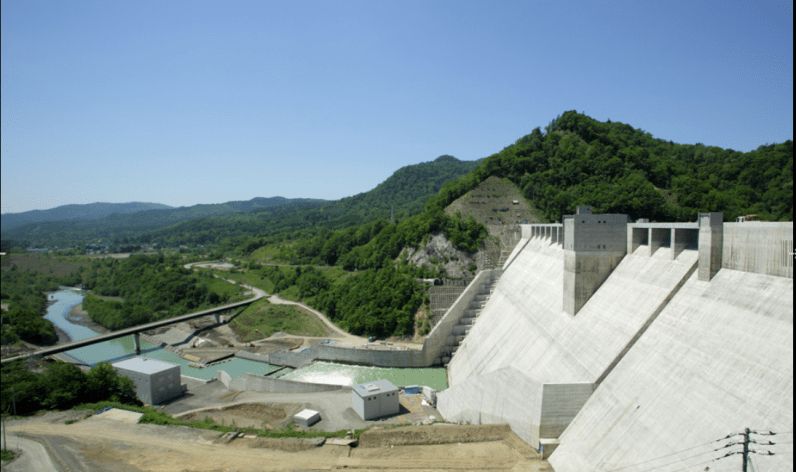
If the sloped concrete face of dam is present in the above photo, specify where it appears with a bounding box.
[437,233,700,447]
[549,268,794,472]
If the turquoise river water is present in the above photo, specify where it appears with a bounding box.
[46,289,448,389]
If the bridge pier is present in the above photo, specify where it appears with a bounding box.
[133,332,141,355]
[214,313,222,324]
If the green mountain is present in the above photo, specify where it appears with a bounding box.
[471,111,792,222]
[250,112,791,337]
[1,202,172,231]
[1,156,479,249]
[1,197,324,249]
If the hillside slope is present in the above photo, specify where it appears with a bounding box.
[1,202,172,231]
[2,156,478,250]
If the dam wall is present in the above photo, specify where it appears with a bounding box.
[437,231,699,448]
[722,221,793,278]
[549,268,793,472]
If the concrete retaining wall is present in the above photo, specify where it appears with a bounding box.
[217,369,232,388]
[216,370,345,393]
[422,269,500,364]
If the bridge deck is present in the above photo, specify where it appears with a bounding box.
[1,292,264,364]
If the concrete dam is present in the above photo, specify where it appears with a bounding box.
[436,208,793,471]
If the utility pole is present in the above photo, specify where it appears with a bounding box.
[742,427,750,472]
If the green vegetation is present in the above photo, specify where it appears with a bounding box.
[229,300,328,341]
[76,401,363,439]
[1,361,140,415]
[244,264,427,338]
[0,270,60,345]
[80,254,246,330]
[1,449,18,463]
[2,157,478,251]
[0,254,85,346]
[466,111,792,222]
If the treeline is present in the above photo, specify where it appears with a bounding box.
[468,111,792,222]
[287,211,485,270]
[81,255,242,330]
[2,156,478,251]
[0,269,61,345]
[1,360,139,415]
[256,264,426,337]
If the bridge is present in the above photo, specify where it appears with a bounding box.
[1,287,266,365]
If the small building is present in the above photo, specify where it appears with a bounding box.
[352,379,400,420]
[112,357,184,405]
[293,409,321,427]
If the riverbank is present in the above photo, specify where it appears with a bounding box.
[66,303,110,335]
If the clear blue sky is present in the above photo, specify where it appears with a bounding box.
[1,0,792,213]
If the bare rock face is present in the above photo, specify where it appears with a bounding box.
[403,233,476,279]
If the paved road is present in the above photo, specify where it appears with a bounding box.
[4,434,57,472]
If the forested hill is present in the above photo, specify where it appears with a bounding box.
[2,156,479,249]
[450,111,792,222]
[336,155,480,218]
[1,202,172,231]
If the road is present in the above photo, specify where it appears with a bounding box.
[267,294,368,346]
[6,412,550,471]
[3,434,57,472]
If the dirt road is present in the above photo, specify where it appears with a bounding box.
[6,413,551,471]
[268,294,368,346]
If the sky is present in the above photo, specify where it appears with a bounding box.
[1,0,792,214]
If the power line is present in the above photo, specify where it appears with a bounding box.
[603,433,744,471]
[607,447,742,472]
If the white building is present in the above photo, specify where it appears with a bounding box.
[352,379,400,420]
[112,357,184,405]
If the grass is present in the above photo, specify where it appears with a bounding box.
[199,275,248,302]
[229,299,328,341]
[249,243,296,264]
[0,253,86,278]
[1,449,18,462]
[219,270,275,293]
[76,401,362,439]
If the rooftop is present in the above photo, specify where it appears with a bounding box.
[352,379,399,397]
[112,356,179,375]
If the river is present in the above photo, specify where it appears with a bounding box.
[46,288,448,389]
[45,288,283,380]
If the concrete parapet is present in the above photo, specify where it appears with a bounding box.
[722,221,793,278]
[698,212,723,281]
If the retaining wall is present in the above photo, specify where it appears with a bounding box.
[216,370,346,393]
